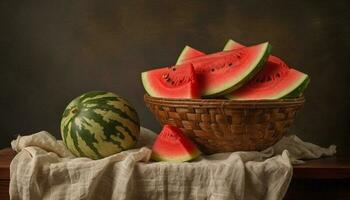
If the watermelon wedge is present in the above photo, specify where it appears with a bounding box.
[151,125,201,163]
[180,42,271,97]
[176,46,205,65]
[174,40,243,64]
[141,63,200,99]
[223,39,244,50]
[224,39,310,100]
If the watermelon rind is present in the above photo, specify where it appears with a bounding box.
[176,45,206,65]
[226,71,309,100]
[60,91,140,159]
[283,76,310,98]
[141,64,199,99]
[151,125,201,163]
[141,72,157,97]
[223,39,310,100]
[151,149,201,163]
[204,42,272,97]
[223,39,245,51]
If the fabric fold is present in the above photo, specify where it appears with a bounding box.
[10,128,335,200]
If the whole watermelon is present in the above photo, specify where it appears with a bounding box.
[60,91,140,159]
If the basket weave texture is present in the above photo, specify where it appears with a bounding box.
[144,94,305,154]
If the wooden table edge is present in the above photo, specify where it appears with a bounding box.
[1,148,350,180]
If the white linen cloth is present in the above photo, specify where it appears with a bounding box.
[10,127,336,200]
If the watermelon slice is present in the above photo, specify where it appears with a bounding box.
[180,42,271,97]
[151,125,201,163]
[141,63,200,99]
[176,45,205,65]
[223,39,245,50]
[224,39,310,100]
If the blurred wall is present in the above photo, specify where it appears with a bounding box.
[1,0,349,154]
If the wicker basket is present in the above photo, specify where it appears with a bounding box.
[144,94,305,154]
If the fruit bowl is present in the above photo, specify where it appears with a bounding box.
[144,94,305,154]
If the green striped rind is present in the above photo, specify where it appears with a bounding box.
[204,42,272,98]
[151,150,201,163]
[60,91,140,159]
[284,76,310,98]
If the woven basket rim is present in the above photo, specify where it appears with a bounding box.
[144,94,305,108]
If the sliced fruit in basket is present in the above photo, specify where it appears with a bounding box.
[141,63,200,99]
[223,39,245,51]
[151,125,201,163]
[176,45,205,65]
[142,43,270,98]
[179,42,271,97]
[226,56,309,100]
[223,39,310,100]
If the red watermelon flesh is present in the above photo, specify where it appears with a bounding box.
[176,46,206,65]
[180,42,271,97]
[223,39,309,100]
[151,125,201,162]
[176,40,243,64]
[226,57,309,100]
[141,63,200,99]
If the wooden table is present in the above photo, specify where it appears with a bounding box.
[0,148,16,200]
[1,148,349,200]
[286,155,350,199]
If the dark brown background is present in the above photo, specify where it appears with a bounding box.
[1,0,349,154]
